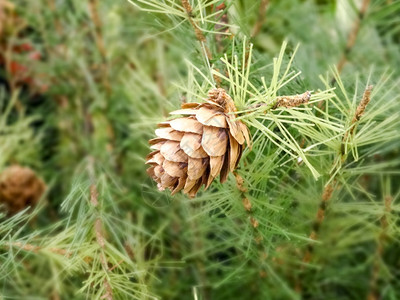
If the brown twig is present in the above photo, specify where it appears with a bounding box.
[250,91,312,112]
[214,3,229,53]
[181,0,223,87]
[181,0,212,61]
[367,195,392,300]
[341,85,373,155]
[234,173,260,230]
[88,0,110,93]
[331,0,371,85]
[3,241,71,257]
[251,0,269,38]
[88,157,113,300]
[296,85,373,292]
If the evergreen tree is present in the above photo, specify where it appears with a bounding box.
[1,0,399,299]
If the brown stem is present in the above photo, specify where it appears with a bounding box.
[88,0,110,93]
[3,241,71,257]
[296,85,373,293]
[234,173,259,229]
[214,3,229,53]
[181,0,212,61]
[249,91,312,112]
[331,0,371,85]
[367,195,392,300]
[87,157,113,300]
[251,0,269,38]
[341,85,373,158]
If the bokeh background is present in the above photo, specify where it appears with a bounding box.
[1,0,400,299]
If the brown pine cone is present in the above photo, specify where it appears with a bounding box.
[146,88,251,198]
[0,165,46,214]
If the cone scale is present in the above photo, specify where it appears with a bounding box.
[146,88,250,198]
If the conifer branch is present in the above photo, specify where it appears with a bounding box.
[297,85,373,292]
[88,0,111,93]
[250,91,312,111]
[331,0,371,85]
[3,242,71,257]
[214,3,229,52]
[88,157,113,300]
[251,0,269,38]
[181,0,212,61]
[234,173,262,255]
[367,195,392,300]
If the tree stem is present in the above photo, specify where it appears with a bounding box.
[331,0,371,85]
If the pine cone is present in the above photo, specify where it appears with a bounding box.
[146,88,251,198]
[0,165,46,214]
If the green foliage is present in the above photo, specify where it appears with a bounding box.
[1,0,399,299]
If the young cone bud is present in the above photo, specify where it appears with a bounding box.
[146,88,250,198]
[0,165,46,214]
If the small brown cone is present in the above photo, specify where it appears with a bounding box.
[0,165,46,214]
[146,88,250,198]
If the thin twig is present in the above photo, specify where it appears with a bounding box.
[250,91,312,111]
[251,0,269,38]
[88,157,113,300]
[181,0,212,61]
[214,3,229,52]
[297,85,373,292]
[88,0,110,93]
[3,241,71,257]
[331,0,371,85]
[367,195,392,300]
[234,173,260,239]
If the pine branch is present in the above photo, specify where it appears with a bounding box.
[331,0,371,85]
[181,0,212,61]
[3,241,71,257]
[367,194,392,300]
[251,0,269,38]
[88,0,111,93]
[250,91,312,111]
[296,85,373,293]
[88,157,113,300]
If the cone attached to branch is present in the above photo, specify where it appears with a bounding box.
[0,165,46,214]
[146,88,251,198]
